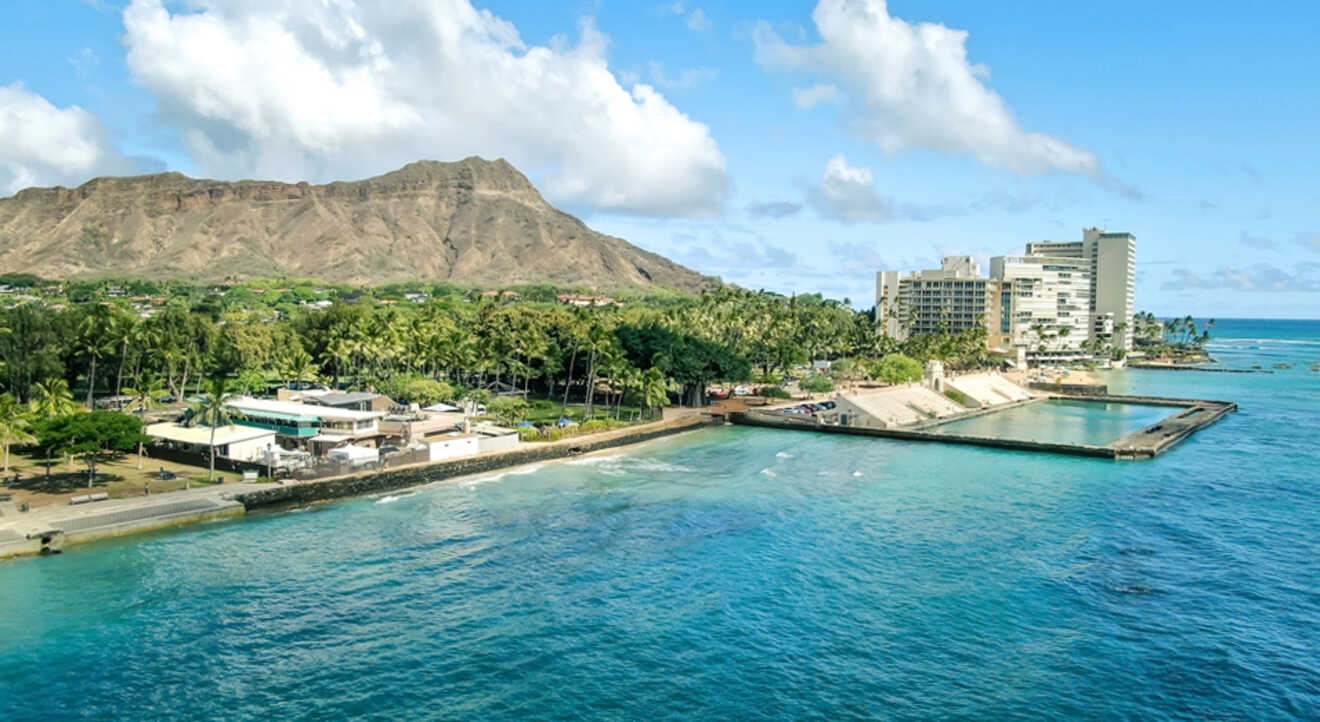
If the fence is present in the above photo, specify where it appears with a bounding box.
[145,445,268,475]
[1028,382,1109,396]
[289,447,431,482]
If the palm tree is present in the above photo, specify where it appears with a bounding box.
[28,378,81,479]
[0,393,37,473]
[278,347,319,389]
[78,313,115,407]
[187,377,240,486]
[121,372,165,469]
[29,378,80,417]
[641,368,669,420]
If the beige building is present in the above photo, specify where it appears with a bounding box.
[876,256,995,341]
[876,227,1136,361]
[1025,228,1136,351]
[989,255,1093,357]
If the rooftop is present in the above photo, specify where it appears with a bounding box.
[226,397,384,421]
[146,422,275,447]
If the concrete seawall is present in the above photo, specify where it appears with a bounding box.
[731,393,1236,461]
[235,416,711,510]
[0,415,711,561]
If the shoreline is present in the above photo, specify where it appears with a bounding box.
[0,413,714,561]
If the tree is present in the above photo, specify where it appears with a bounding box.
[187,377,240,485]
[0,393,36,473]
[29,378,81,417]
[641,368,669,419]
[121,372,165,469]
[799,374,835,393]
[36,411,145,487]
[875,353,923,385]
[488,396,530,427]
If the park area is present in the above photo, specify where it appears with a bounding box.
[1,450,237,510]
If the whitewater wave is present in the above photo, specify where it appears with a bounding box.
[759,468,776,477]
[775,451,794,459]
[852,471,863,478]
[376,495,401,504]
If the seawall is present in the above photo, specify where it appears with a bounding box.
[235,415,711,510]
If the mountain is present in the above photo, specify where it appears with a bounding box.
[0,157,720,292]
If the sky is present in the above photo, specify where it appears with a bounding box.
[1,0,1318,319]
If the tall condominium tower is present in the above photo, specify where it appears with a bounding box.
[1025,228,1136,351]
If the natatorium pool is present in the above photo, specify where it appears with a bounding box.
[927,399,1178,446]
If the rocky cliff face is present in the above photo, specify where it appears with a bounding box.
[0,157,719,291]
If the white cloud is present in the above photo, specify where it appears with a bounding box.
[122,0,728,217]
[755,0,1134,195]
[665,3,711,31]
[686,8,712,31]
[792,84,838,109]
[807,154,891,223]
[69,48,99,78]
[647,62,719,90]
[0,83,137,196]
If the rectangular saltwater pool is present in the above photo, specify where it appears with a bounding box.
[927,399,1180,447]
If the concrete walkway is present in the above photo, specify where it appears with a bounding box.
[0,481,278,559]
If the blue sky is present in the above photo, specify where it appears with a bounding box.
[2,0,1318,318]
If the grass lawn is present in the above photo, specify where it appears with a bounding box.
[519,399,650,426]
[1,450,236,510]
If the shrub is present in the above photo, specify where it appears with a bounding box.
[580,419,611,433]
[517,428,543,442]
[759,386,792,399]
[943,389,971,407]
[489,396,530,427]
[875,353,923,385]
[799,375,834,393]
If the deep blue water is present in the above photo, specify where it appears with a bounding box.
[1,318,1317,720]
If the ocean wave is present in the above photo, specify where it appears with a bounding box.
[1209,338,1320,347]
[775,451,794,459]
[759,468,776,477]
[376,495,401,504]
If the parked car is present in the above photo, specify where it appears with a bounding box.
[709,386,730,400]
[733,385,751,396]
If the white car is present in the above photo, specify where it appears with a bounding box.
[732,385,751,396]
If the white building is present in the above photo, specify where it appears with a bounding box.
[989,254,1093,356]
[146,422,277,463]
[1025,228,1136,351]
[875,228,1136,361]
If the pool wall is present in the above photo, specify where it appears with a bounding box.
[728,394,1236,461]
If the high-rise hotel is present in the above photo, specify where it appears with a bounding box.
[875,228,1136,359]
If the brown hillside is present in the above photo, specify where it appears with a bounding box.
[0,157,720,292]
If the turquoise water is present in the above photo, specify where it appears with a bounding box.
[1,318,1318,720]
[928,399,1174,445]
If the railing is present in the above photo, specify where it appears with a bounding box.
[289,447,431,482]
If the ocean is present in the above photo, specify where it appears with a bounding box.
[0,318,1316,720]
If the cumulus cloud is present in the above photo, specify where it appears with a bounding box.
[122,0,727,217]
[1162,265,1319,293]
[807,154,891,223]
[745,200,803,219]
[754,0,1134,195]
[0,83,141,196]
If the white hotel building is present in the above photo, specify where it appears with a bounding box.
[876,228,1136,360]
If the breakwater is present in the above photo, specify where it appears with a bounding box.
[1129,362,1271,374]
[730,394,1236,460]
[235,415,711,510]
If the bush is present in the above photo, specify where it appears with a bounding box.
[580,419,612,433]
[759,386,792,399]
[489,396,530,427]
[799,375,834,393]
[943,389,971,407]
[875,353,923,385]
[517,428,542,442]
